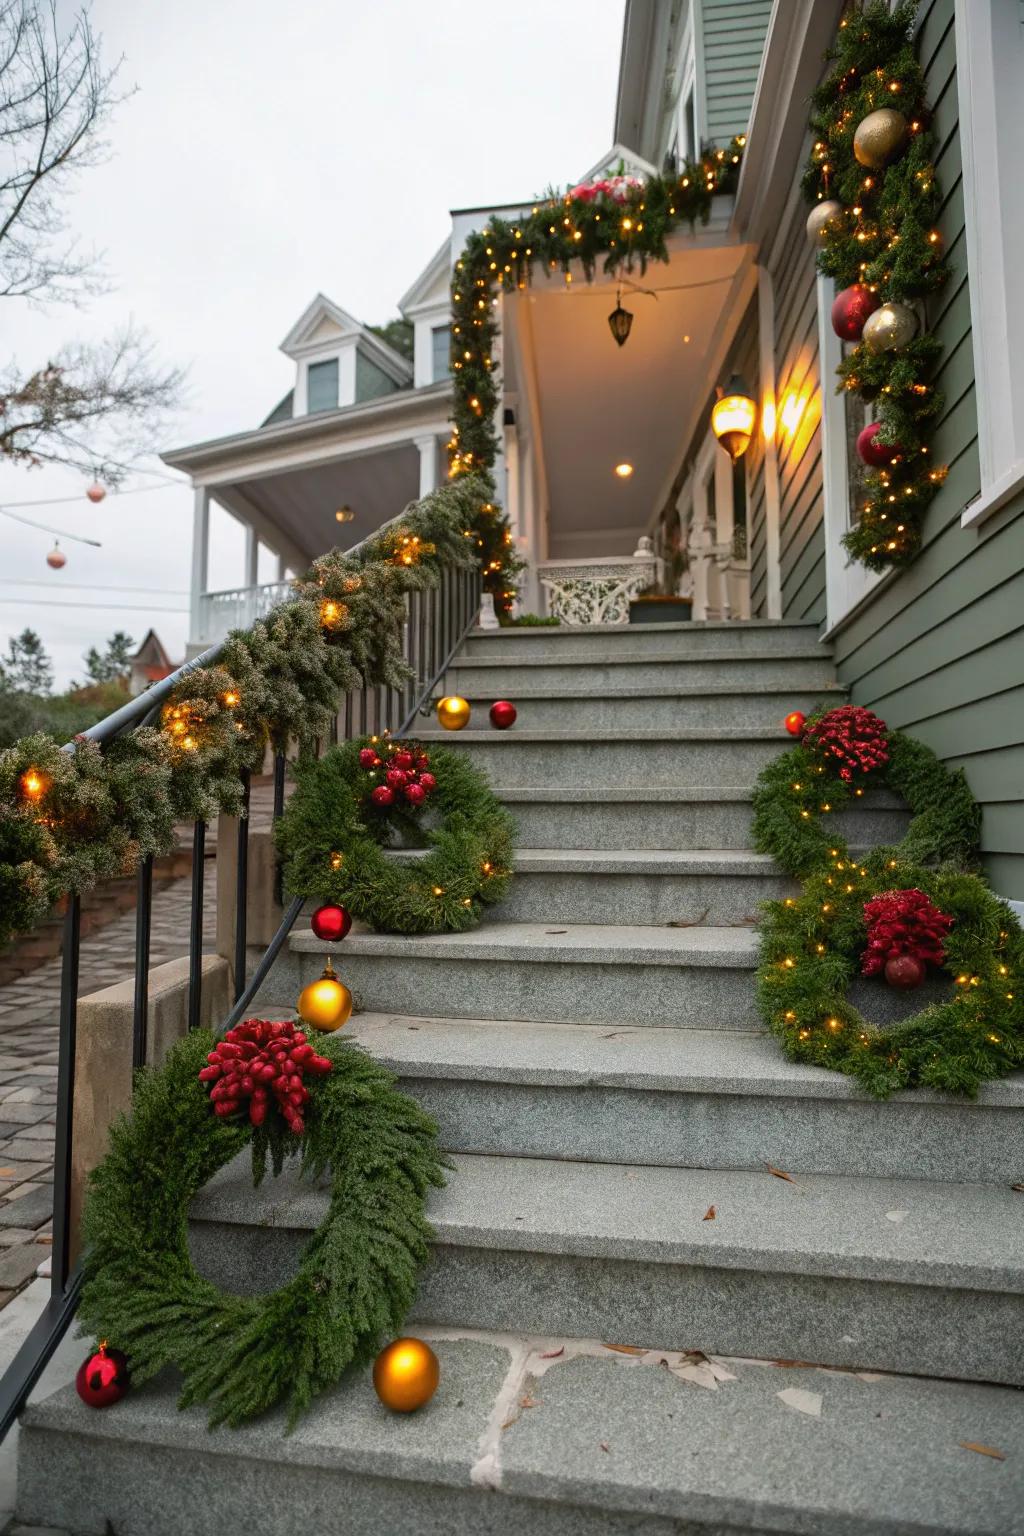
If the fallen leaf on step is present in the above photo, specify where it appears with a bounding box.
[545,929,567,935]
[602,1030,630,1040]
[1011,1183,1024,1193]
[539,1346,564,1359]
[885,1210,909,1223]
[959,1442,1005,1460]
[603,1343,644,1355]
[765,1163,796,1184]
[599,1441,610,1453]
[520,1395,541,1409]
[667,908,709,928]
[706,1358,738,1383]
[407,1025,419,1031]
[703,1205,717,1221]
[777,1388,822,1417]
[670,1360,719,1389]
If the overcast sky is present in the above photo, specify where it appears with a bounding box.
[1,0,624,686]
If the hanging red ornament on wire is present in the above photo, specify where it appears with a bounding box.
[46,543,66,570]
[831,283,879,342]
[85,481,107,504]
[489,700,517,730]
[784,711,806,737]
[310,904,351,943]
[75,1343,130,1408]
[856,422,903,467]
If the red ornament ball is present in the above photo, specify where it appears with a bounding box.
[310,904,352,943]
[404,782,426,806]
[385,768,408,790]
[831,283,879,342]
[370,785,395,808]
[394,750,414,770]
[784,711,806,737]
[884,954,926,990]
[358,747,377,768]
[856,422,902,467]
[76,1344,129,1408]
[415,754,430,772]
[489,700,517,730]
[419,771,437,793]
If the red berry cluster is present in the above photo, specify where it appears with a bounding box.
[802,705,889,782]
[358,739,437,811]
[198,1019,332,1133]
[861,888,954,976]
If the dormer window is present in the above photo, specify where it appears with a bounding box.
[431,325,451,384]
[307,358,339,413]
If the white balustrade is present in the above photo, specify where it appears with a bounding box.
[198,580,294,645]
[537,550,660,626]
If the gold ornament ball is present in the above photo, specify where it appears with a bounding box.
[296,961,352,1032]
[862,301,918,354]
[373,1337,440,1413]
[806,199,844,246]
[436,695,471,731]
[853,109,908,170]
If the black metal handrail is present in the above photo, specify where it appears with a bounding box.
[0,516,482,1441]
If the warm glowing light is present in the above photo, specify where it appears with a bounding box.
[614,462,634,479]
[779,391,807,437]
[20,769,46,800]
[711,376,756,460]
[335,506,355,523]
[222,691,239,708]
[761,398,777,441]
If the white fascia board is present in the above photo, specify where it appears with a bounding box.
[279,293,363,357]
[398,239,452,315]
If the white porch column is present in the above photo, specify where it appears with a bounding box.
[243,524,259,589]
[189,486,211,648]
[275,551,287,582]
[415,434,439,499]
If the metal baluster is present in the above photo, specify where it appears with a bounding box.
[329,712,339,746]
[132,856,153,1072]
[233,771,250,1003]
[273,752,286,820]
[187,820,206,1031]
[344,691,353,744]
[51,896,81,1294]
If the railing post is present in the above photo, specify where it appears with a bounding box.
[132,856,153,1072]
[51,896,81,1295]
[233,771,250,1002]
[187,821,206,1031]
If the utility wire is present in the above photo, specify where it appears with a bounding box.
[0,578,188,595]
[0,598,187,612]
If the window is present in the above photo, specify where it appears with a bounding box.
[431,324,451,383]
[307,358,339,413]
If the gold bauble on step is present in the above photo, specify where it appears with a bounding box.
[296,959,352,1032]
[436,694,471,731]
[372,1337,440,1412]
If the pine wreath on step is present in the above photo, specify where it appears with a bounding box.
[77,1027,447,1430]
[276,734,515,934]
[753,704,1024,1097]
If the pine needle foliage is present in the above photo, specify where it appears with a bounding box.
[78,1029,447,1429]
[0,478,504,946]
[801,1,951,571]
[276,736,516,934]
[753,717,1022,1097]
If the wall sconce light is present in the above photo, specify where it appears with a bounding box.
[335,506,355,523]
[608,289,634,347]
[711,375,757,460]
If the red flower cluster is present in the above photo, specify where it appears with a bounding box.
[358,739,436,811]
[861,888,954,976]
[198,1019,332,1133]
[803,705,889,781]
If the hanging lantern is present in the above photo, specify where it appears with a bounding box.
[711,376,756,460]
[607,291,634,348]
[46,543,66,570]
[86,482,106,504]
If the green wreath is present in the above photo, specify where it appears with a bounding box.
[276,735,515,934]
[753,709,1024,1098]
[78,1027,446,1429]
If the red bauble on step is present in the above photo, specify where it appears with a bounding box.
[489,699,517,730]
[884,954,925,989]
[75,1344,130,1408]
[310,904,352,943]
[831,283,879,342]
[784,711,806,737]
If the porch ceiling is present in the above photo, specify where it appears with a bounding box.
[506,236,754,558]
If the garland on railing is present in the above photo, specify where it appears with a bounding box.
[445,137,746,602]
[754,705,1024,1098]
[802,1,950,571]
[0,478,491,950]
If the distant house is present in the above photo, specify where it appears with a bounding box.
[128,630,177,696]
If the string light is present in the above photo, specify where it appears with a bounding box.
[20,769,46,801]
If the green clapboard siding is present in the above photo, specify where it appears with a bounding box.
[700,0,772,143]
[355,348,400,404]
[832,0,1024,898]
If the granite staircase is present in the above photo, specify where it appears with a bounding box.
[17,621,1024,1536]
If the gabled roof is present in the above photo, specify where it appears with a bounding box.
[399,240,452,317]
[279,293,363,356]
[577,142,659,184]
[130,629,173,670]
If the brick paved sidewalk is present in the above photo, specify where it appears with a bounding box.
[0,857,218,1310]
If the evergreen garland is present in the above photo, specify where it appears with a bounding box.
[276,736,515,934]
[445,139,745,607]
[77,1028,447,1429]
[0,479,493,948]
[802,1,950,570]
[753,709,1023,1097]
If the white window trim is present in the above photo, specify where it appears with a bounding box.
[955,2,1024,529]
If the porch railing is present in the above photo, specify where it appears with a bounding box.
[0,512,481,1440]
[197,580,293,647]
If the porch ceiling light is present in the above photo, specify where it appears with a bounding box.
[711,375,756,460]
[335,506,355,523]
[608,295,634,348]
[614,462,634,478]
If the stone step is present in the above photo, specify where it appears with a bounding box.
[447,652,840,697]
[342,1014,1024,1184]
[434,683,846,731]
[260,923,762,1030]
[412,728,787,787]
[396,848,793,926]
[186,1152,1024,1387]
[497,785,912,851]
[460,619,825,660]
[19,1334,1024,1536]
